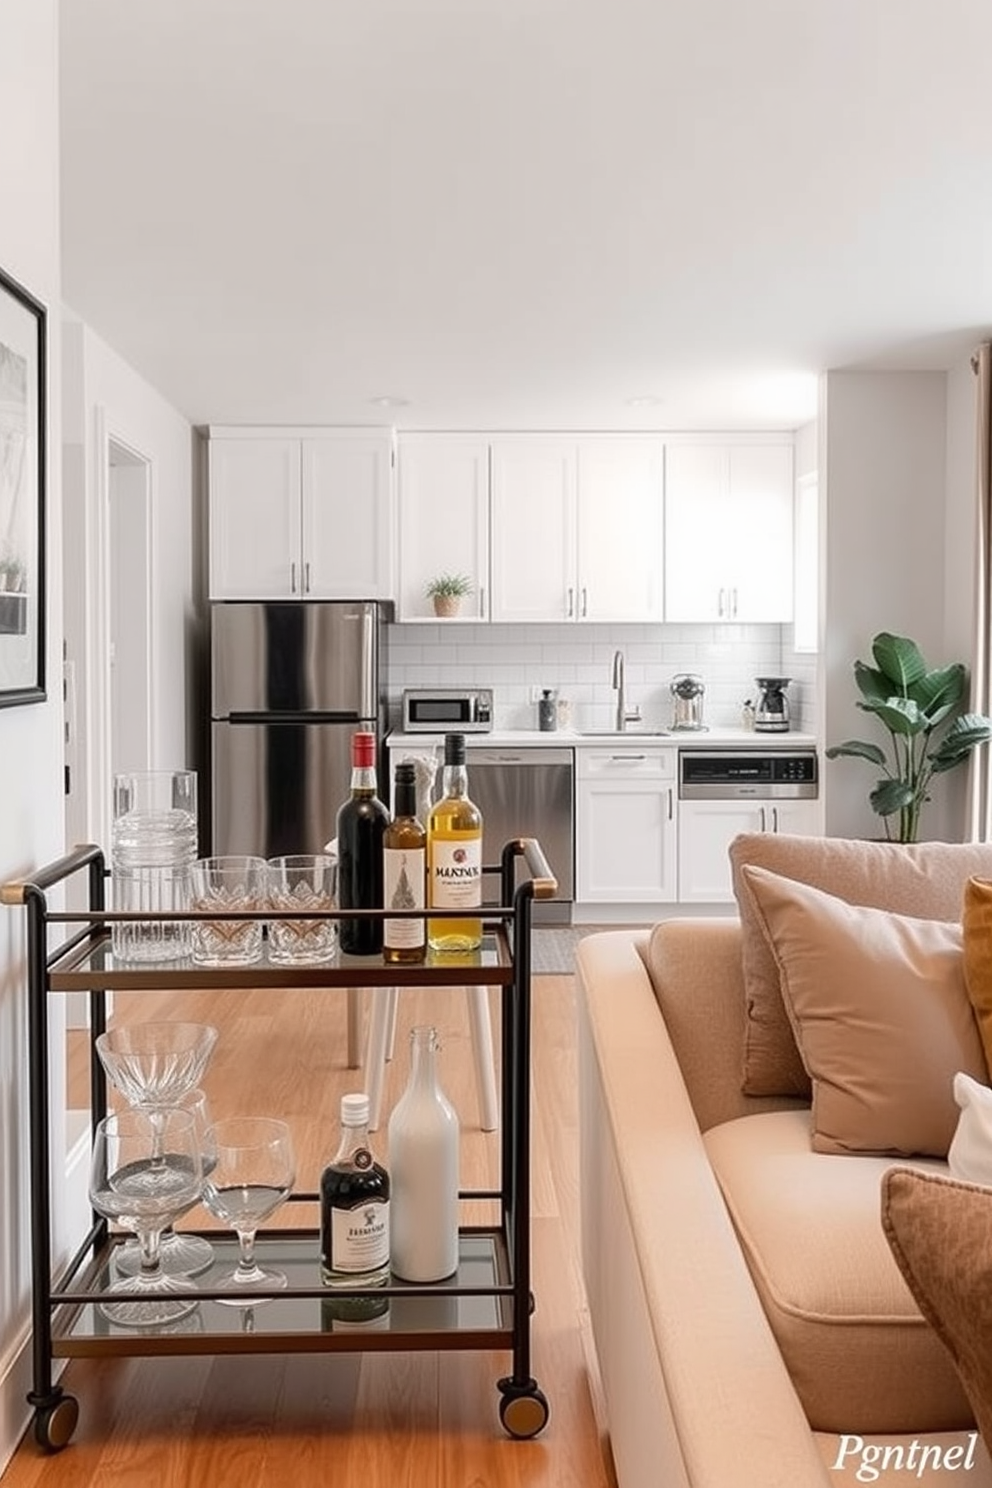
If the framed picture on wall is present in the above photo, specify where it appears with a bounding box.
[0,264,46,707]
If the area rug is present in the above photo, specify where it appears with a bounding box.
[529,926,623,975]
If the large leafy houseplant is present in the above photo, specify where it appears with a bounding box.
[826,632,992,843]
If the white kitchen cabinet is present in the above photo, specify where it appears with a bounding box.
[489,435,664,623]
[664,441,794,623]
[677,797,823,903]
[575,746,678,904]
[208,427,395,600]
[396,433,490,621]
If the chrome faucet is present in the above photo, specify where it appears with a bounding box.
[612,649,642,731]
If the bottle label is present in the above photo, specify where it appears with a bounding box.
[430,838,482,909]
[383,847,426,949]
[330,1197,390,1273]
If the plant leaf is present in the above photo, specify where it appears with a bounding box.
[908,662,966,717]
[854,662,893,705]
[928,714,992,773]
[865,697,927,736]
[825,740,888,766]
[871,633,928,690]
[870,777,915,816]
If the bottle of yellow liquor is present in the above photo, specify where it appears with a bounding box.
[427,734,483,952]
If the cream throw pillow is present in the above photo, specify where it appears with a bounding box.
[730,835,992,1099]
[741,865,988,1156]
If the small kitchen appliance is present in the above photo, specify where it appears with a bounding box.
[670,673,706,731]
[754,677,792,733]
[402,687,493,734]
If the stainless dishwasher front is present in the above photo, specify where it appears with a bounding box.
[466,747,574,923]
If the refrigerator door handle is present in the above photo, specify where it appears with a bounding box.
[360,605,376,718]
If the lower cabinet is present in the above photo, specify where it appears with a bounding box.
[677,798,823,904]
[575,748,678,904]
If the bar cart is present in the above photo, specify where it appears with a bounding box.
[2,837,556,1453]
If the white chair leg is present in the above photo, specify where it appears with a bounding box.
[346,986,362,1070]
[385,983,398,1062]
[466,984,499,1132]
[365,985,394,1132]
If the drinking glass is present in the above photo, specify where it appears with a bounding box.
[189,856,267,966]
[89,1107,203,1327]
[202,1117,296,1303]
[267,854,338,965]
[95,1022,218,1116]
[114,1089,218,1278]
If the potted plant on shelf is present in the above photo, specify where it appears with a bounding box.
[425,572,473,618]
[826,630,992,843]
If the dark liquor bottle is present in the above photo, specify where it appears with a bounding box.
[383,761,427,965]
[320,1093,390,1291]
[336,731,390,954]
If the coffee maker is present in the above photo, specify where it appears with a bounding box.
[754,677,791,733]
[670,673,706,731]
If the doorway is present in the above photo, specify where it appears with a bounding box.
[108,439,153,780]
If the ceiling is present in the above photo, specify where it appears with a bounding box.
[58,0,992,433]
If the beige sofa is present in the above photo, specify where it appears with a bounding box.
[576,915,992,1488]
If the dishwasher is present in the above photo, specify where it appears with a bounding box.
[467,747,574,924]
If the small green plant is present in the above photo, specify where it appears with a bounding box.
[826,631,992,843]
[425,572,473,600]
[0,550,27,593]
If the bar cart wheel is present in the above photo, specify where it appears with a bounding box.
[32,1392,79,1452]
[497,1378,550,1440]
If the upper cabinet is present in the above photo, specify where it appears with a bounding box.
[396,433,491,621]
[489,434,664,623]
[663,440,794,623]
[208,427,395,601]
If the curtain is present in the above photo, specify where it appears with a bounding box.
[968,343,992,841]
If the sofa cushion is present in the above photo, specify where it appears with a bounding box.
[882,1166,992,1453]
[964,878,992,1072]
[704,1108,973,1434]
[741,865,987,1157]
[730,835,992,1099]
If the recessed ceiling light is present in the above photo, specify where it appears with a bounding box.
[625,394,666,408]
[369,395,410,409]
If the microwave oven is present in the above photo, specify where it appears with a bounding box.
[402,687,494,733]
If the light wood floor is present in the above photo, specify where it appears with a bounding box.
[5,975,618,1487]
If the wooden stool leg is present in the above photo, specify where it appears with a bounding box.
[366,986,395,1132]
[346,986,362,1069]
[467,984,499,1132]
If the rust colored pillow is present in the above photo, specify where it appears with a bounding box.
[731,835,992,1098]
[741,865,988,1156]
[882,1166,992,1450]
[964,877,992,1074]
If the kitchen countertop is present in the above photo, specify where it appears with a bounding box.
[387,728,819,749]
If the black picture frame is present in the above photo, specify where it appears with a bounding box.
[0,264,46,707]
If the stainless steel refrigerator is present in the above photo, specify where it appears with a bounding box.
[210,601,387,859]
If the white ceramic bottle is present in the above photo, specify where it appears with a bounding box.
[387,1025,460,1282]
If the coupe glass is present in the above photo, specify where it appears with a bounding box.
[113,1089,218,1279]
[89,1107,203,1327]
[201,1117,296,1304]
[95,1022,219,1116]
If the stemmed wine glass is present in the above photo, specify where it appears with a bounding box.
[113,1089,217,1279]
[95,1022,218,1277]
[89,1106,203,1327]
[201,1117,296,1304]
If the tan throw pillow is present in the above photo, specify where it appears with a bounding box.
[882,1166,992,1449]
[964,878,992,1073]
[741,864,988,1156]
[730,835,992,1098]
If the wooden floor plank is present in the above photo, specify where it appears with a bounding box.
[15,974,616,1487]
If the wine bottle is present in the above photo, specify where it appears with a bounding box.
[336,731,390,955]
[388,1025,460,1282]
[320,1092,390,1290]
[383,762,427,965]
[427,733,483,953]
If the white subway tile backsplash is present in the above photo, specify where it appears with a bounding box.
[387,619,818,734]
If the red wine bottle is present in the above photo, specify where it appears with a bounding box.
[336,731,389,955]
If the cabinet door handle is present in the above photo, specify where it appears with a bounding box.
[581,586,588,617]
[772,806,779,833]
[759,806,766,832]
[667,787,673,822]
[291,561,298,594]
[479,585,485,618]
[718,587,725,617]
[567,587,574,618]
[731,586,738,618]
[304,561,312,594]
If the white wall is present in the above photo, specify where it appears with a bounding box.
[0,0,67,1467]
[62,318,195,850]
[821,370,950,840]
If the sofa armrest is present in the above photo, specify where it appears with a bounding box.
[577,931,831,1488]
